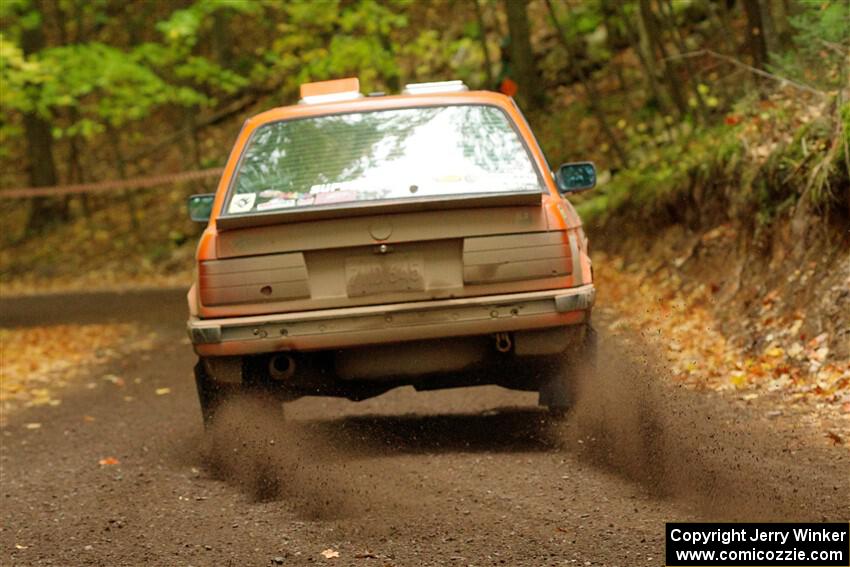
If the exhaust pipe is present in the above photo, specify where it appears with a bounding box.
[269,354,296,380]
[495,332,512,353]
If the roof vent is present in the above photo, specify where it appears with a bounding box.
[299,78,362,105]
[402,80,469,95]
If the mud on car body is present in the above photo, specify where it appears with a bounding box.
[186,78,598,423]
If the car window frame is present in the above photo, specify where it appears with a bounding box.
[218,102,548,219]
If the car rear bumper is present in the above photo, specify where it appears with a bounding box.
[188,285,595,356]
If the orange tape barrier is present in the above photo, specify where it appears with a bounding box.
[0,167,224,199]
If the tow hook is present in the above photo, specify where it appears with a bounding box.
[495,332,512,353]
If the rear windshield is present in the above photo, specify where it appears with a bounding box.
[223,104,543,215]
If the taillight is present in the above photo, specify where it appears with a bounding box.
[199,253,310,306]
[462,231,571,284]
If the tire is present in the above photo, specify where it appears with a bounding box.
[194,359,241,428]
[538,324,597,415]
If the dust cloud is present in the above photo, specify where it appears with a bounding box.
[197,332,849,523]
[559,330,850,521]
[202,396,383,520]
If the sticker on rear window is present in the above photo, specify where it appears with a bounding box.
[228,193,256,213]
[310,181,360,194]
[315,191,357,205]
[257,198,296,211]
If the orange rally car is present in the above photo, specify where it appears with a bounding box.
[186,78,597,424]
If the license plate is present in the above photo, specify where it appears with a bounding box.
[345,253,425,297]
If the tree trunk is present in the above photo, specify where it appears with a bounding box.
[212,9,233,67]
[616,2,667,113]
[757,0,778,56]
[473,0,495,89]
[600,0,628,95]
[659,0,708,121]
[504,0,545,111]
[638,0,688,118]
[106,125,142,236]
[742,0,768,69]
[184,106,213,193]
[769,0,792,48]
[21,2,64,234]
[704,0,736,55]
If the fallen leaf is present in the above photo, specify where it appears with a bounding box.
[83,415,96,422]
[729,372,746,388]
[812,346,829,362]
[762,289,780,305]
[320,549,340,559]
[155,387,171,396]
[102,374,125,386]
[765,346,785,358]
[24,422,41,430]
[98,457,120,466]
[15,544,27,550]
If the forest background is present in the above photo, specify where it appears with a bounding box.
[0,0,847,277]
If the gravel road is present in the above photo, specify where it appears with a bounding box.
[1,290,848,566]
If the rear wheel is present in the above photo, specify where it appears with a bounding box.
[538,324,597,415]
[194,359,241,428]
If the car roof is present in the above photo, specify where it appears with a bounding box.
[246,90,518,127]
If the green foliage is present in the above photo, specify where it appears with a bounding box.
[548,0,604,44]
[771,1,850,91]
[0,0,256,141]
[540,0,608,70]
[577,124,743,223]
[1,40,209,131]
[257,0,408,94]
[156,0,261,47]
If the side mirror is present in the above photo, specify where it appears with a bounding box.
[188,193,215,223]
[555,161,596,193]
